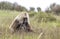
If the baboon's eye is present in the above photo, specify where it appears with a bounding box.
[24,18,27,21]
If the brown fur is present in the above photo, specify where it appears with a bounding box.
[9,12,33,33]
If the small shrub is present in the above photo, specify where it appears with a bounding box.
[34,12,56,22]
[29,12,37,17]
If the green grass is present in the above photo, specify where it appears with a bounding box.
[0,10,60,39]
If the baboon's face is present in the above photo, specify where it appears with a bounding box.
[23,17,28,24]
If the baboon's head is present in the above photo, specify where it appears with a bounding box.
[23,13,28,24]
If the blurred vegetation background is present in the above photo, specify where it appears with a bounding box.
[0,1,60,39]
[0,1,60,13]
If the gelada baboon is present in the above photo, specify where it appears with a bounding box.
[9,12,33,33]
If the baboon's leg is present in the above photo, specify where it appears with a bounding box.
[12,20,20,32]
[25,23,33,32]
[26,25,33,32]
[10,19,20,33]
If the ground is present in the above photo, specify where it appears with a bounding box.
[0,10,60,39]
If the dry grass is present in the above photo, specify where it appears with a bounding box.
[0,10,60,39]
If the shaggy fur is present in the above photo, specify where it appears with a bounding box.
[9,12,33,33]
